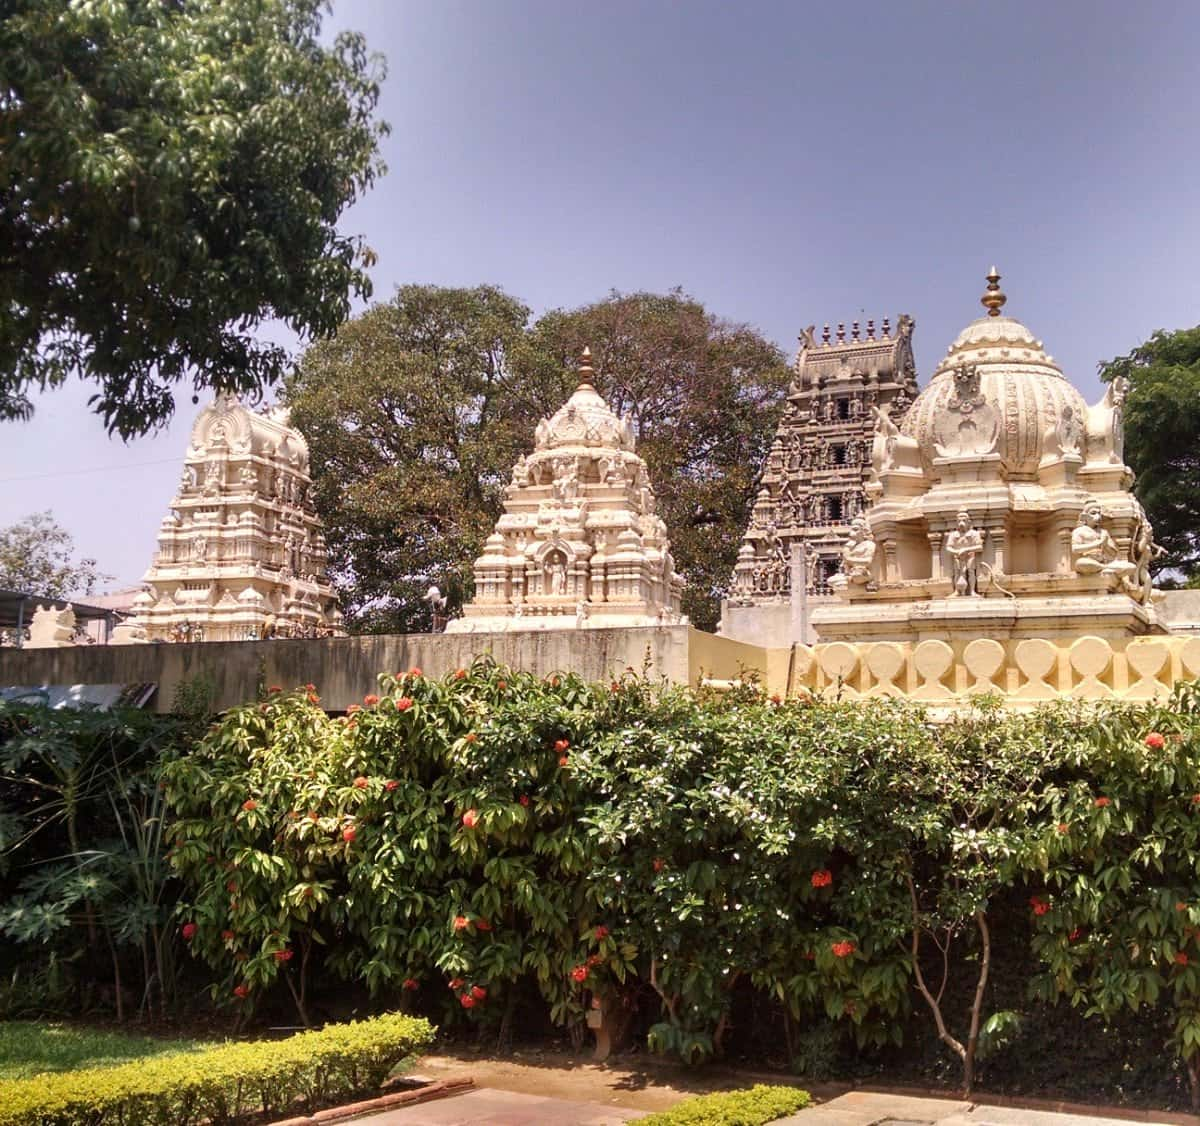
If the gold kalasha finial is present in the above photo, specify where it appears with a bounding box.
[981,266,1006,317]
[577,345,595,388]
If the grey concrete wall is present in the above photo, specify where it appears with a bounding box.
[1160,589,1200,633]
[0,627,694,713]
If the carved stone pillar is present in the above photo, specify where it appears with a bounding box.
[928,532,944,582]
[989,528,1007,575]
[883,541,899,584]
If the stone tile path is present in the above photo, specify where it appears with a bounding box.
[354,1086,1189,1126]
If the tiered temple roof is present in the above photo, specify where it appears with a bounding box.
[727,314,919,604]
[127,395,342,642]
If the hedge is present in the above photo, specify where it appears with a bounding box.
[637,1084,812,1125]
[0,1011,434,1126]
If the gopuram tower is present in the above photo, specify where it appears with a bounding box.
[127,395,343,642]
[721,315,919,645]
[448,348,685,632]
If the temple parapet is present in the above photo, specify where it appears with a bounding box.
[782,634,1200,710]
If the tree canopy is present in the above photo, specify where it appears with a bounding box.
[1099,324,1200,579]
[0,0,388,438]
[0,511,110,598]
[285,286,789,632]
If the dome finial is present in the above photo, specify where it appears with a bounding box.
[577,345,595,389]
[981,266,1006,317]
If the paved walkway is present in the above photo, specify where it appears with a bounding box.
[354,1086,1190,1126]
[776,1090,1187,1126]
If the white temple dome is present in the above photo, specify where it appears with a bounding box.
[901,272,1089,480]
[534,349,635,454]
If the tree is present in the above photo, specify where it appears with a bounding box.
[520,291,790,630]
[287,287,789,633]
[1099,326,1200,579]
[285,285,546,633]
[0,0,388,438]
[0,511,110,598]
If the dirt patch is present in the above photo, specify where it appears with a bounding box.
[410,1047,829,1113]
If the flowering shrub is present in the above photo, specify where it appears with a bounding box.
[160,664,1200,1102]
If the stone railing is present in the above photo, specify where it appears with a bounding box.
[785,634,1200,709]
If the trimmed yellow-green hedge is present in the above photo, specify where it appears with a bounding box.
[0,1012,434,1126]
[638,1084,811,1125]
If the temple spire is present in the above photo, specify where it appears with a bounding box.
[577,346,596,390]
[981,266,1007,317]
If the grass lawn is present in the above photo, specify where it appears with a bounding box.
[0,1021,210,1081]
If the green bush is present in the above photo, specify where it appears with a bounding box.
[637,1084,811,1125]
[0,1011,434,1126]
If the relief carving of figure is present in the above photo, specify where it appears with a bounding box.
[945,510,983,597]
[933,364,999,457]
[869,403,901,474]
[1042,403,1084,461]
[203,460,222,494]
[549,555,568,596]
[510,454,531,489]
[835,517,876,587]
[1129,499,1166,605]
[1072,502,1136,580]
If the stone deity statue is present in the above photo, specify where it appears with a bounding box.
[1071,502,1136,580]
[835,517,876,587]
[945,510,983,597]
[550,557,567,596]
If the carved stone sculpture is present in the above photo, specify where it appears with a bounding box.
[945,511,983,597]
[1072,502,1135,580]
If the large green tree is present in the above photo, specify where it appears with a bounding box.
[287,286,788,633]
[521,291,790,629]
[285,285,547,633]
[0,0,387,437]
[0,511,110,598]
[1099,325,1200,579]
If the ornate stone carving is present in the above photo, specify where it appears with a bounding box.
[933,365,1000,457]
[727,312,919,612]
[944,511,983,597]
[450,348,685,632]
[832,517,876,588]
[125,396,343,642]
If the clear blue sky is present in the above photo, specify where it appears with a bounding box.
[2,0,1198,591]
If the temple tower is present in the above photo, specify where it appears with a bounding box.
[721,314,919,644]
[447,349,685,632]
[128,395,343,641]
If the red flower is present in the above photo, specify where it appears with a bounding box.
[386,780,399,791]
[462,809,479,829]
[497,680,507,691]
[305,684,316,692]
[471,985,487,1001]
[233,984,250,999]
[181,922,197,940]
[465,732,478,743]
[226,881,238,893]
[455,668,467,680]
[476,918,492,931]
[364,694,380,707]
[347,704,361,714]
[448,977,464,990]
[1094,796,1111,808]
[554,738,570,752]
[594,925,609,939]
[1068,928,1082,942]
[241,799,257,812]
[342,827,356,842]
[611,682,620,693]
[396,697,413,712]
[1177,952,1190,966]
[273,949,294,962]
[587,954,603,967]
[303,887,314,899]
[770,693,782,705]
[1145,731,1166,750]
[1030,896,1050,916]
[460,993,475,1008]
[1193,794,1200,806]
[549,676,561,688]
[221,930,234,941]
[653,858,666,873]
[453,915,470,931]
[558,755,569,767]
[409,666,423,677]
[1057,823,1069,834]
[403,978,419,991]
[307,693,320,705]
[353,775,369,789]
[831,941,856,958]
[571,965,589,982]
[268,686,282,693]
[519,795,530,807]
[811,869,833,888]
